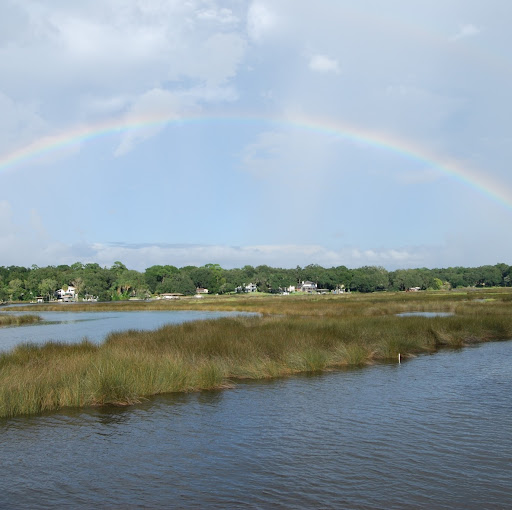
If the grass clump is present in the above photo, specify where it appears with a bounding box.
[0,314,41,327]
[1,289,512,418]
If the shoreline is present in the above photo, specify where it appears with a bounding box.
[1,290,512,418]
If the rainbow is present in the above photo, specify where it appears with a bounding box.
[1,111,511,212]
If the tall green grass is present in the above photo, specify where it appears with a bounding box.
[0,314,41,326]
[1,289,512,418]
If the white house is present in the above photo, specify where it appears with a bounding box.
[56,285,76,301]
[299,281,317,293]
[236,283,258,293]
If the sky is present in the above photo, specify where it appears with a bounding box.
[1,0,511,271]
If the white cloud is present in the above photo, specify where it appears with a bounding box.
[0,1,247,152]
[196,7,239,25]
[113,80,240,156]
[309,54,340,74]
[451,23,481,41]
[23,241,429,271]
[174,32,247,86]
[113,88,187,156]
[81,240,512,272]
[80,94,134,117]
[0,237,480,272]
[247,2,277,42]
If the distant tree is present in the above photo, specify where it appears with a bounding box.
[302,264,324,285]
[437,268,465,288]
[241,265,256,280]
[110,261,128,283]
[114,270,148,298]
[390,269,422,291]
[189,264,225,294]
[218,282,235,294]
[267,268,295,291]
[8,278,25,301]
[145,265,179,293]
[39,278,58,301]
[159,274,196,295]
[223,268,246,292]
[71,277,84,299]
[330,266,352,289]
[431,277,443,290]
[474,265,502,287]
[350,266,389,293]
[83,264,115,300]
[0,276,7,301]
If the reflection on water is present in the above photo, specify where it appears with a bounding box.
[397,311,454,317]
[1,341,511,509]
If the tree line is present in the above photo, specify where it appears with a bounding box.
[0,261,510,302]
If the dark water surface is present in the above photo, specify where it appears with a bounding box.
[1,340,511,509]
[0,310,257,352]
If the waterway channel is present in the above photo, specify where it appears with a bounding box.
[0,309,257,352]
[1,316,511,508]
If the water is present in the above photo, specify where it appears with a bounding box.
[0,310,257,352]
[397,312,454,317]
[1,340,511,509]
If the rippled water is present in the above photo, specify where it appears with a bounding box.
[1,341,511,509]
[0,310,256,352]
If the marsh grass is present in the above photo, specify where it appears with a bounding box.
[0,314,41,327]
[2,289,512,418]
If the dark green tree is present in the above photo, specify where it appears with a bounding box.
[350,266,389,293]
[159,274,196,295]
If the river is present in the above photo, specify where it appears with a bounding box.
[0,309,257,352]
[1,315,511,508]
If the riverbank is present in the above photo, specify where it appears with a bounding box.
[0,314,41,327]
[1,290,512,418]
[8,287,511,315]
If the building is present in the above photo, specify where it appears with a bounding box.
[299,281,317,293]
[235,283,258,293]
[56,286,76,302]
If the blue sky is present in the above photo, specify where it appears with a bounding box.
[1,0,511,271]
